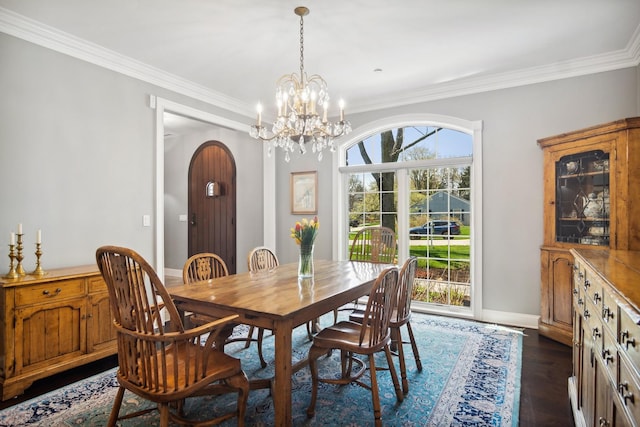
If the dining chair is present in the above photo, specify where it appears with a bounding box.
[334,226,398,323]
[248,246,316,343]
[350,256,422,394]
[244,246,281,366]
[349,226,397,263]
[306,266,403,427]
[96,245,249,427]
[183,252,267,368]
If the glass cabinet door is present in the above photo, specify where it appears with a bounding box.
[555,150,610,246]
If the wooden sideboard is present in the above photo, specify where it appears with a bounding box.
[570,248,640,427]
[0,265,117,400]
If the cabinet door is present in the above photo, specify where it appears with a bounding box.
[87,292,117,352]
[594,359,611,427]
[573,299,585,407]
[540,248,573,344]
[14,298,86,374]
[581,310,596,427]
[542,138,615,248]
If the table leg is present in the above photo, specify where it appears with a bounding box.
[272,319,293,426]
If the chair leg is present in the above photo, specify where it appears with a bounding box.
[257,327,267,368]
[226,371,250,427]
[384,345,403,402]
[159,402,170,427]
[307,345,324,418]
[406,321,423,371]
[107,386,125,427]
[368,353,383,427]
[244,326,255,349]
[392,326,409,394]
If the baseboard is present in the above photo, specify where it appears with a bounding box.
[481,309,540,329]
[412,304,540,329]
[164,268,181,278]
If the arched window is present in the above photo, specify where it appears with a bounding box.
[334,115,483,318]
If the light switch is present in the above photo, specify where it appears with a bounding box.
[143,215,151,227]
[179,214,187,222]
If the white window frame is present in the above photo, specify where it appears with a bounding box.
[332,114,484,321]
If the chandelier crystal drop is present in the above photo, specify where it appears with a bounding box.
[249,6,351,162]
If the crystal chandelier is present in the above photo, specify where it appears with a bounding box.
[249,6,351,162]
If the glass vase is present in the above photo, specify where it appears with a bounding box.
[298,243,314,278]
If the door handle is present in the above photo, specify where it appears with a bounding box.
[190,213,197,226]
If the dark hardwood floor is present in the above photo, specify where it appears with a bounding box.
[519,329,574,426]
[0,328,575,425]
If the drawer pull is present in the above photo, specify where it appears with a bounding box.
[599,417,610,427]
[584,279,590,290]
[42,288,62,296]
[602,307,614,322]
[578,298,584,306]
[592,327,601,339]
[601,348,613,365]
[618,382,634,404]
[622,330,636,349]
[593,292,601,304]
[584,309,590,319]
[573,288,578,295]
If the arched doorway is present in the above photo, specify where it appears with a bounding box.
[188,141,237,273]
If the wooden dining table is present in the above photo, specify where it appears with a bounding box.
[168,259,394,427]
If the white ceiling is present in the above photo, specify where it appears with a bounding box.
[1,0,639,124]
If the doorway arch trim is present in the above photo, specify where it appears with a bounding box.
[150,95,276,277]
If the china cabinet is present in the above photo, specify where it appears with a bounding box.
[538,117,640,345]
[0,265,117,400]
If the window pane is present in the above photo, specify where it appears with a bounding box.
[346,126,472,165]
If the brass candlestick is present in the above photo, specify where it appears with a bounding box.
[32,242,45,276]
[15,233,25,276]
[5,244,18,279]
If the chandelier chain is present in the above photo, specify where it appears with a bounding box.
[299,13,305,79]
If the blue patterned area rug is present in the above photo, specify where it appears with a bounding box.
[0,312,522,426]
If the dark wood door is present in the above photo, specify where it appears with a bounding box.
[188,141,236,273]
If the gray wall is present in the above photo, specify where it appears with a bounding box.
[0,33,263,271]
[1,32,639,319]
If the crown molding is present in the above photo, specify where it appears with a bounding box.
[2,7,639,117]
[355,23,640,113]
[0,7,249,117]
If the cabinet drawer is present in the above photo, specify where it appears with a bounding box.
[88,276,107,293]
[618,356,640,423]
[620,308,640,375]
[601,327,617,381]
[583,269,602,305]
[15,279,85,306]
[601,288,618,337]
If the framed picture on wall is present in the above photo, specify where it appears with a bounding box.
[290,171,318,214]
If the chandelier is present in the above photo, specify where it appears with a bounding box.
[249,6,351,162]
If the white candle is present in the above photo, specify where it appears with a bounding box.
[339,99,345,122]
[37,229,41,244]
[256,103,262,127]
[17,223,22,234]
[10,232,15,245]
